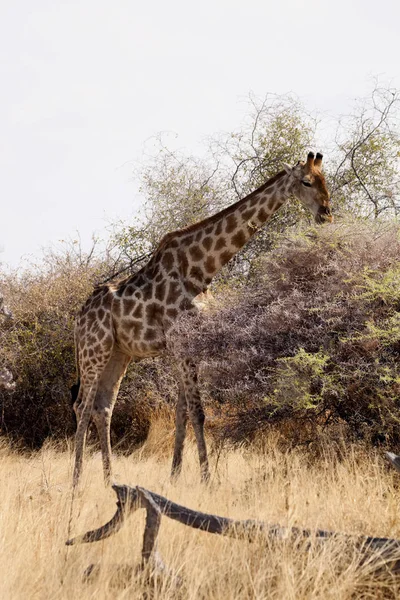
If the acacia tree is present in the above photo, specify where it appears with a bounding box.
[113,141,225,270]
[112,86,400,282]
[330,86,400,218]
[113,95,317,281]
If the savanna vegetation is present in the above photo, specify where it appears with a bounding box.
[1,85,400,454]
[1,434,400,599]
[1,84,400,597]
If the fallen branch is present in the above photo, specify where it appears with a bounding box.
[66,483,400,577]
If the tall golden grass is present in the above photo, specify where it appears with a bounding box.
[1,418,400,599]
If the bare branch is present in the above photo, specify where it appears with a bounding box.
[67,483,400,574]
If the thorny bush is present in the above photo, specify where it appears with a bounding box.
[3,220,400,451]
[172,219,400,448]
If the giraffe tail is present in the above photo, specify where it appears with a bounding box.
[70,323,81,426]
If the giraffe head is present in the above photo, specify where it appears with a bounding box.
[283,152,332,224]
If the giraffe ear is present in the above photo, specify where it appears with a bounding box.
[283,163,292,174]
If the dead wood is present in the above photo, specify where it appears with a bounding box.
[66,483,400,577]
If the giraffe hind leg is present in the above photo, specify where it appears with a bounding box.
[73,375,99,488]
[91,349,131,485]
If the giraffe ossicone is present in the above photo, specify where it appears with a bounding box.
[72,152,332,487]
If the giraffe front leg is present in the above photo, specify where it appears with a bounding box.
[180,360,210,483]
[171,381,188,479]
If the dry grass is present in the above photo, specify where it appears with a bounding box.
[2,419,400,599]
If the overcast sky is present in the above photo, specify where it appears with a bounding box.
[1,0,399,269]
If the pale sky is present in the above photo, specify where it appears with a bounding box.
[1,0,399,269]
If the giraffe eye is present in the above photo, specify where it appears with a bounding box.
[301,180,312,188]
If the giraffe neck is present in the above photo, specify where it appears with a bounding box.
[174,170,292,296]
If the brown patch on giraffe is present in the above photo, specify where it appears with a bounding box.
[205,226,213,235]
[161,252,174,271]
[144,328,157,341]
[92,295,102,309]
[267,198,278,212]
[166,281,180,304]
[194,231,202,242]
[225,214,237,233]
[104,335,113,350]
[98,329,106,341]
[215,238,226,251]
[179,250,189,277]
[146,302,161,325]
[190,265,203,281]
[185,280,202,296]
[167,307,178,319]
[124,298,135,315]
[135,274,146,287]
[103,291,113,310]
[103,314,111,329]
[204,256,216,273]
[142,283,153,301]
[231,230,247,248]
[133,304,143,319]
[220,250,232,265]
[116,284,126,297]
[257,207,268,222]
[88,348,94,358]
[155,280,166,301]
[241,208,256,221]
[125,284,136,296]
[98,307,105,321]
[189,245,204,261]
[184,235,194,246]
[215,221,223,235]
[202,236,212,251]
[250,195,260,207]
[86,311,96,329]
[155,273,163,283]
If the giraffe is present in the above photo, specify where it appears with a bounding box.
[71,152,332,486]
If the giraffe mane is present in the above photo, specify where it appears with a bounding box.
[157,170,287,246]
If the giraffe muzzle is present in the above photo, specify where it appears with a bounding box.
[315,207,333,224]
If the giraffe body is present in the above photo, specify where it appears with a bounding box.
[72,152,332,486]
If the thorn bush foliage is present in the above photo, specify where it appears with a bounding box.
[173,219,400,448]
[4,219,400,451]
